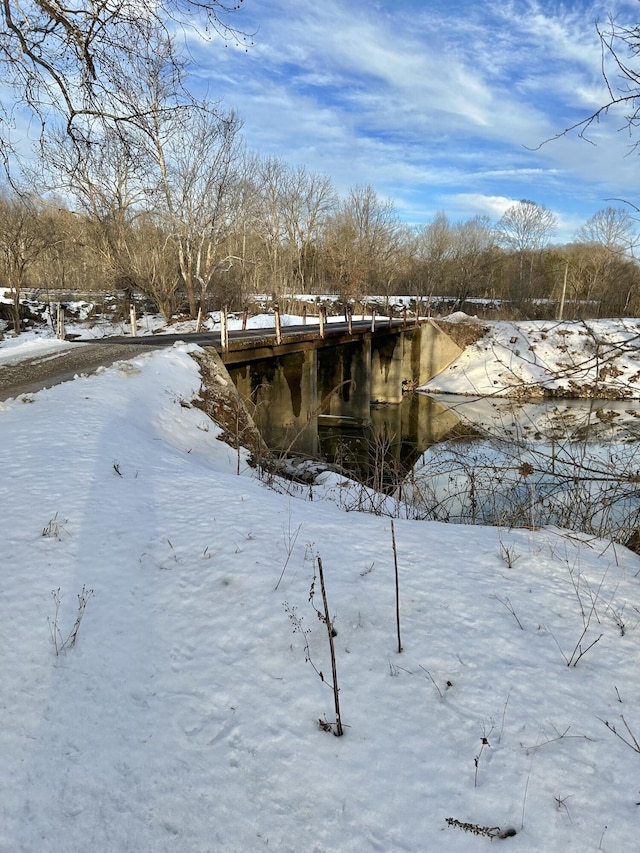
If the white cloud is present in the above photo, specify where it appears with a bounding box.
[449,193,517,219]
[16,0,630,236]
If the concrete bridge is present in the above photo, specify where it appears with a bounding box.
[76,317,463,459]
[217,318,462,456]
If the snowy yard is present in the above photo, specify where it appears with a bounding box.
[2,317,640,850]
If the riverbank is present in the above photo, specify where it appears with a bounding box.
[2,342,640,851]
[425,316,640,399]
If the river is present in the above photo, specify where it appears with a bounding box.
[257,390,640,544]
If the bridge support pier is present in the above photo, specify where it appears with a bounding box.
[371,322,462,403]
[229,350,319,456]
[371,335,405,404]
[317,339,371,424]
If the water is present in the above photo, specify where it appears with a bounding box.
[247,374,640,541]
[402,395,640,542]
[316,393,469,490]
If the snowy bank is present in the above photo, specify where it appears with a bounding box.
[1,344,640,850]
[424,318,640,399]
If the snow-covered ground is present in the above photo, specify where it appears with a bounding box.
[3,315,640,850]
[425,317,640,399]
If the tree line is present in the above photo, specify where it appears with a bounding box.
[2,1,640,331]
[2,170,639,331]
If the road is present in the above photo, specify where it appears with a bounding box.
[74,318,406,347]
[0,318,410,401]
[0,341,156,401]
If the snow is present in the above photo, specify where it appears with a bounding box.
[425,318,640,399]
[0,334,75,365]
[3,317,640,850]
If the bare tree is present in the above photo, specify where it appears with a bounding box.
[127,217,183,321]
[41,31,244,319]
[32,203,112,303]
[576,206,638,255]
[252,156,290,300]
[150,106,244,317]
[498,200,557,305]
[573,206,640,315]
[0,0,248,165]
[0,190,56,333]
[41,123,153,307]
[215,153,264,307]
[449,215,495,308]
[322,185,402,304]
[279,166,337,294]
[415,212,454,301]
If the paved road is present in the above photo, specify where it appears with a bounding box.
[0,341,156,401]
[0,318,410,401]
[75,318,406,347]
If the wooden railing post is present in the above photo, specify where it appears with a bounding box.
[56,303,65,340]
[319,305,326,338]
[274,303,282,345]
[129,303,137,336]
[220,305,229,351]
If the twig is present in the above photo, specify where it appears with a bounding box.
[275,513,302,590]
[494,595,524,630]
[418,665,443,699]
[599,714,640,753]
[523,724,595,752]
[391,519,402,653]
[498,689,511,743]
[316,556,344,736]
[48,585,94,655]
[566,627,603,667]
[474,724,494,788]
[521,753,534,830]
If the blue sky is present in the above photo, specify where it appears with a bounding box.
[191,0,640,242]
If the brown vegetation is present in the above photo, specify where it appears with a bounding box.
[2,181,640,333]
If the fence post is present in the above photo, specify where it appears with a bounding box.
[302,305,307,325]
[56,304,65,340]
[129,303,137,337]
[220,305,229,351]
[319,305,325,339]
[347,304,353,334]
[371,310,376,333]
[242,308,248,331]
[274,303,282,345]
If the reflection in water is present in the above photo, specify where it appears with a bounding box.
[250,375,640,543]
[317,394,463,490]
[405,394,640,544]
[430,394,640,444]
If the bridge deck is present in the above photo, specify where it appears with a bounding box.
[219,318,411,365]
[77,318,416,365]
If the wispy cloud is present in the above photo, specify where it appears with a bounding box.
[191,0,640,230]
